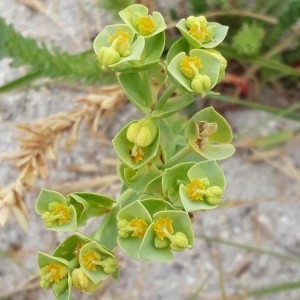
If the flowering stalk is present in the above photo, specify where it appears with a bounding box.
[36,4,235,299]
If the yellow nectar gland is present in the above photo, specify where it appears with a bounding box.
[188,22,209,41]
[180,56,202,79]
[45,262,67,283]
[186,178,208,201]
[130,147,144,163]
[52,203,71,225]
[153,217,174,240]
[108,28,130,55]
[129,218,148,238]
[137,16,156,36]
[82,250,102,271]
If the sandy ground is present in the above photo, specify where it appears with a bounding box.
[1,1,300,300]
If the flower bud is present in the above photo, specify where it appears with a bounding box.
[97,47,120,69]
[191,74,211,96]
[205,186,223,205]
[117,219,131,238]
[185,16,207,29]
[154,236,170,249]
[102,257,118,274]
[71,268,99,292]
[170,232,191,252]
[126,119,157,147]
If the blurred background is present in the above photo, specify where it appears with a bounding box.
[0,0,300,299]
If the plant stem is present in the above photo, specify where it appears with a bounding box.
[157,82,177,108]
[164,144,192,168]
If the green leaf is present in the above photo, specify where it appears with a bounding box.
[152,90,194,119]
[68,192,114,226]
[117,201,152,259]
[140,198,175,216]
[93,205,119,250]
[118,72,153,113]
[162,162,195,204]
[53,234,91,261]
[141,32,165,63]
[118,162,161,193]
[166,37,190,65]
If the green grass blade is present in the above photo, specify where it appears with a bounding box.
[248,280,300,297]
[0,70,42,94]
[198,234,300,263]
[211,94,300,122]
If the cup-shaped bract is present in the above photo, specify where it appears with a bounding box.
[36,188,77,231]
[117,200,152,259]
[185,107,235,160]
[37,252,71,298]
[162,162,195,207]
[53,234,91,261]
[139,210,194,261]
[93,24,145,70]
[176,17,228,49]
[67,192,115,226]
[167,50,221,95]
[179,160,226,212]
[79,241,119,284]
[112,120,160,169]
[119,4,167,38]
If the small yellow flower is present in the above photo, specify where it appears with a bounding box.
[129,217,148,238]
[82,250,102,271]
[44,262,68,283]
[186,178,209,201]
[153,217,174,240]
[108,28,131,56]
[52,203,71,225]
[130,147,144,163]
[188,22,209,42]
[180,56,202,79]
[137,16,156,35]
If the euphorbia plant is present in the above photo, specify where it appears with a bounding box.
[35,4,234,299]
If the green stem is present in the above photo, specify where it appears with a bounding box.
[164,144,192,169]
[139,70,153,107]
[68,257,80,270]
[157,82,177,108]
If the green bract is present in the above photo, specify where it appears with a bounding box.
[119,4,167,38]
[185,107,235,160]
[139,210,194,261]
[37,252,71,299]
[179,160,226,211]
[112,119,160,169]
[93,24,145,70]
[176,17,229,49]
[117,200,152,259]
[36,5,234,299]
[36,189,77,231]
[79,241,119,284]
[167,49,221,95]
